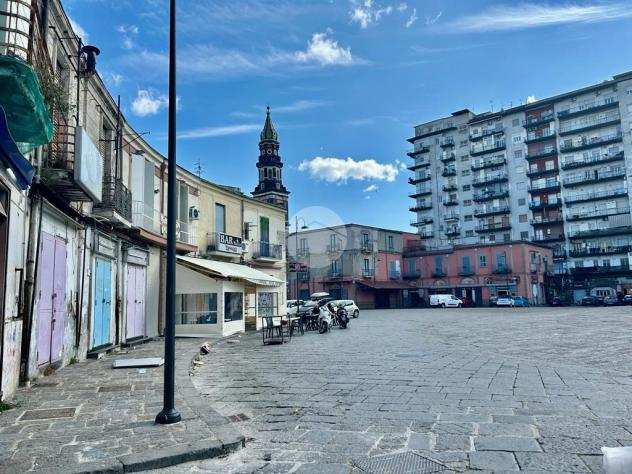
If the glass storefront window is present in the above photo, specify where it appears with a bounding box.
[176,293,217,325]
[224,292,244,322]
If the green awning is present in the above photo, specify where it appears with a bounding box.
[0,55,54,152]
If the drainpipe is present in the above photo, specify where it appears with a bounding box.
[75,225,87,348]
[41,0,50,45]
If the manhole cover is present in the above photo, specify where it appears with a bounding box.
[228,413,250,422]
[19,407,76,421]
[98,385,131,393]
[352,452,451,473]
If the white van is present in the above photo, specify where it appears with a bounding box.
[429,294,463,308]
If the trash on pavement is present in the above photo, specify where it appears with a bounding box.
[602,446,632,473]
[112,357,164,369]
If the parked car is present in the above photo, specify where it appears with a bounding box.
[603,295,621,306]
[460,296,475,308]
[623,294,632,305]
[550,296,568,306]
[310,292,330,301]
[512,296,529,307]
[429,294,463,308]
[495,296,515,307]
[331,299,360,318]
[286,300,306,316]
[579,295,603,306]
[488,296,498,307]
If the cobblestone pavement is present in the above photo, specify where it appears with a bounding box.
[157,307,632,473]
[0,337,238,472]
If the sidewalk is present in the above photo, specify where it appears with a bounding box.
[0,337,244,473]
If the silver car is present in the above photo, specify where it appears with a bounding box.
[331,299,360,318]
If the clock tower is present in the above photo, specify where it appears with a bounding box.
[252,107,289,212]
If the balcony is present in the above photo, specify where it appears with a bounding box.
[569,245,632,258]
[443,198,459,206]
[562,168,626,188]
[298,271,310,282]
[326,243,342,253]
[326,268,343,280]
[440,152,456,163]
[442,183,457,192]
[471,156,506,171]
[523,111,555,129]
[492,266,512,275]
[564,187,628,204]
[362,268,375,278]
[360,242,374,253]
[458,268,474,276]
[473,189,510,202]
[469,125,503,141]
[560,150,624,170]
[409,189,432,198]
[474,205,510,217]
[475,222,511,233]
[529,200,562,211]
[409,175,431,184]
[403,269,421,279]
[408,124,457,142]
[418,231,434,239]
[410,203,433,211]
[432,270,446,278]
[533,233,565,243]
[525,129,556,144]
[296,247,310,258]
[559,132,623,153]
[407,146,430,157]
[470,140,506,156]
[559,114,621,136]
[411,217,434,226]
[407,160,431,171]
[252,241,283,261]
[526,167,558,179]
[444,212,460,221]
[553,248,567,259]
[566,206,630,222]
[525,145,557,161]
[92,175,133,223]
[445,226,461,237]
[389,270,402,280]
[571,264,631,276]
[557,98,619,119]
[131,201,197,253]
[568,225,632,240]
[530,215,564,226]
[528,179,560,193]
[403,241,431,255]
[442,167,456,177]
[440,137,455,148]
[472,172,508,187]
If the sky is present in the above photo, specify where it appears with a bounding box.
[64,0,632,231]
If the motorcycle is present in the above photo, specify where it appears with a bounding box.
[334,306,349,329]
[316,303,332,334]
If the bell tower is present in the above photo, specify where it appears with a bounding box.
[252,107,289,211]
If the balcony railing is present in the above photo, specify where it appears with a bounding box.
[523,112,555,128]
[402,269,421,279]
[557,97,619,119]
[440,137,455,148]
[445,226,461,236]
[526,166,558,178]
[470,140,506,156]
[566,206,630,222]
[297,247,310,258]
[533,234,565,243]
[569,245,632,258]
[458,268,474,276]
[475,222,511,233]
[473,189,510,202]
[474,205,510,217]
[298,271,310,282]
[525,145,557,161]
[530,215,563,225]
[492,266,512,274]
[442,167,457,177]
[564,187,628,204]
[418,231,434,239]
[389,270,402,280]
[327,269,343,279]
[131,201,195,245]
[326,243,342,253]
[529,199,562,210]
[362,268,375,277]
[411,217,434,226]
[93,175,132,221]
[472,172,508,187]
[409,189,433,198]
[528,179,560,192]
[444,212,460,220]
[407,160,431,171]
[568,225,632,239]
[562,168,626,187]
[410,203,433,211]
[409,124,457,142]
[471,156,506,171]
[409,175,431,184]
[559,132,623,153]
[432,270,446,278]
[442,183,457,192]
[559,114,621,136]
[560,150,624,170]
[253,241,283,260]
[469,125,503,141]
[443,198,459,206]
[407,146,430,157]
[525,129,556,144]
[360,242,374,253]
[571,264,631,275]
[440,152,456,163]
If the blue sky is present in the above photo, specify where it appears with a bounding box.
[65,0,632,230]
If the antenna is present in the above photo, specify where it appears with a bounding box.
[194,158,203,178]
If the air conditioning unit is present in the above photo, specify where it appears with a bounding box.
[189,206,200,220]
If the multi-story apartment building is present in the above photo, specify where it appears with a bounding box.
[287,225,416,309]
[408,71,632,301]
[0,0,287,400]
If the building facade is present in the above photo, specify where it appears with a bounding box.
[0,0,287,400]
[408,71,632,302]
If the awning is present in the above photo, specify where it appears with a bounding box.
[177,256,283,287]
[0,106,35,190]
[0,55,53,152]
[356,280,416,290]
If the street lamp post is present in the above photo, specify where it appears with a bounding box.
[156,0,181,425]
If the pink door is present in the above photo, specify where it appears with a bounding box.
[37,233,66,365]
[125,265,146,339]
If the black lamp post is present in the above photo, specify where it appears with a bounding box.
[156,0,181,425]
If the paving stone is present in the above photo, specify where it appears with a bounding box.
[477,422,537,437]
[515,452,591,472]
[469,451,519,471]
[474,436,542,452]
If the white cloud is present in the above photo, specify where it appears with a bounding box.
[526,95,537,104]
[447,3,632,33]
[298,157,400,183]
[69,17,88,41]
[131,89,168,117]
[406,8,418,28]
[350,0,396,28]
[107,73,124,86]
[231,100,329,118]
[363,184,379,192]
[397,3,408,12]
[294,32,357,66]
[178,124,260,140]
[425,11,442,26]
[118,24,139,50]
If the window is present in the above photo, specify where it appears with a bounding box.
[462,185,471,191]
[362,232,370,246]
[330,234,337,249]
[515,166,524,174]
[464,215,473,222]
[388,235,394,250]
[514,150,523,159]
[331,259,340,275]
[518,198,526,206]
[224,292,244,322]
[512,118,520,127]
[462,256,471,272]
[519,214,528,223]
[503,233,511,242]
[512,135,523,144]
[299,238,308,251]
[176,293,218,325]
[258,292,278,318]
[463,200,472,206]
[406,258,416,273]
[496,252,507,268]
[479,255,487,267]
[461,155,469,162]
[460,140,468,147]
[520,231,529,239]
[215,203,226,233]
[434,256,443,272]
[489,234,496,242]
[364,258,370,272]
[461,169,471,176]
[465,230,474,237]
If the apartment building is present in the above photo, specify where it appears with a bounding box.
[0,0,287,400]
[287,225,417,309]
[408,71,632,301]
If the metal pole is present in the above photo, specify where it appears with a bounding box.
[295,217,299,300]
[156,0,181,425]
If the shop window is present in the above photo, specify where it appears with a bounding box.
[176,293,218,325]
[224,292,244,322]
[258,292,278,318]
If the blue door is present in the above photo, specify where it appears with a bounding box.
[92,258,112,348]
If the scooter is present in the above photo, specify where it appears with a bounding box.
[317,304,332,334]
[334,306,349,329]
